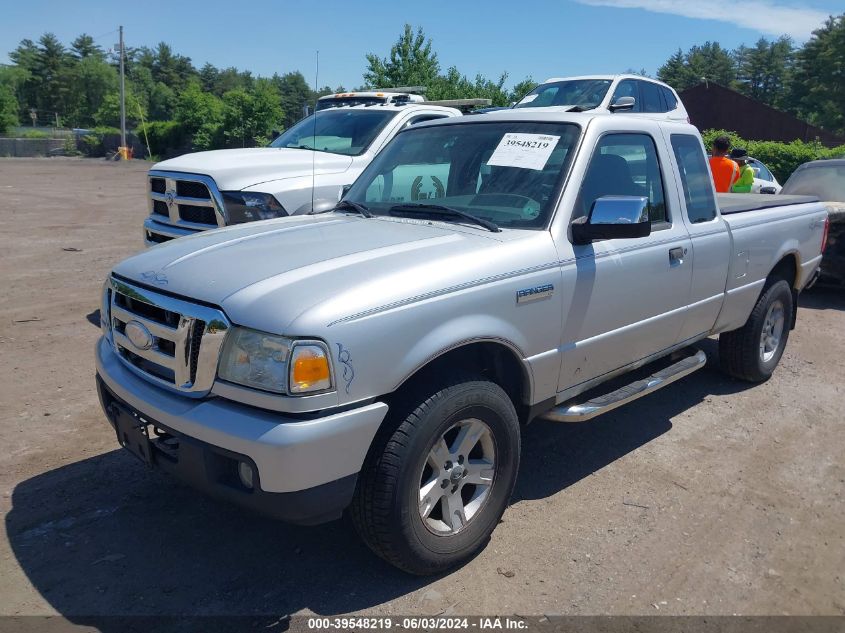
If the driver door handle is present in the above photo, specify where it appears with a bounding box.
[669,246,687,267]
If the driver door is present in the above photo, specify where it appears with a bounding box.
[556,131,692,391]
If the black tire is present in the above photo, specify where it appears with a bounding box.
[719,278,793,382]
[350,376,520,575]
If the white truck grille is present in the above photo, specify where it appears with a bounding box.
[148,171,226,228]
[105,276,229,395]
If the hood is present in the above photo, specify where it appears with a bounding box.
[112,215,532,334]
[153,147,353,191]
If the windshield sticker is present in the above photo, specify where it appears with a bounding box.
[518,93,538,105]
[487,133,560,171]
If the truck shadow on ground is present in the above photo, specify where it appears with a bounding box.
[799,286,845,312]
[6,342,754,623]
[513,338,753,502]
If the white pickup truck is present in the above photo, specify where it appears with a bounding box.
[98,110,826,575]
[142,99,462,246]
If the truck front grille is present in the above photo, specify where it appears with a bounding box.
[107,276,230,395]
[176,180,211,199]
[147,172,225,229]
[179,204,216,225]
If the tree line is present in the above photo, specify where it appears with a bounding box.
[657,14,844,136]
[0,16,843,154]
[0,33,329,151]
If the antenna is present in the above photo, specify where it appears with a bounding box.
[311,51,318,214]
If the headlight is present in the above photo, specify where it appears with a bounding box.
[217,327,333,395]
[221,191,287,224]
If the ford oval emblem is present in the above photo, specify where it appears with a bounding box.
[125,320,154,351]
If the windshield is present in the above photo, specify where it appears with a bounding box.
[271,109,398,155]
[514,79,613,110]
[344,121,581,229]
[316,96,388,110]
[782,164,845,201]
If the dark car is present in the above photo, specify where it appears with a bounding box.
[781,159,845,286]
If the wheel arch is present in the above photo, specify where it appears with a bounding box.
[390,339,534,422]
[766,252,800,330]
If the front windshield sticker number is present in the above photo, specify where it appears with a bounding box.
[487,133,560,171]
[519,93,538,105]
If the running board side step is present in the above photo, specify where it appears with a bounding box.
[540,348,707,423]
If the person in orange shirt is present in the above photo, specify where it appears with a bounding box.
[708,136,740,193]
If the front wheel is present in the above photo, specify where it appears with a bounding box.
[719,278,793,382]
[350,377,520,575]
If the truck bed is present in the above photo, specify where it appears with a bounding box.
[717,193,819,215]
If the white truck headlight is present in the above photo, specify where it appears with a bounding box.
[217,327,333,395]
[222,191,287,223]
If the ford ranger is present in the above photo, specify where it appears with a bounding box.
[97,110,827,575]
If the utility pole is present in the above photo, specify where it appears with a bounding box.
[119,25,126,153]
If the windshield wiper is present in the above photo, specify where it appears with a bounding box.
[389,203,501,233]
[312,199,373,218]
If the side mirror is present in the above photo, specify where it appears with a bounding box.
[609,96,636,112]
[571,196,651,244]
[760,186,777,195]
[340,184,352,198]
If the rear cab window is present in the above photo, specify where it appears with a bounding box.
[670,134,718,223]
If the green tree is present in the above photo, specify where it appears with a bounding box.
[199,62,219,92]
[213,67,255,96]
[221,79,283,147]
[175,80,224,149]
[427,67,510,106]
[66,56,118,126]
[658,42,737,91]
[686,42,737,88]
[148,81,177,120]
[94,88,146,127]
[34,33,71,118]
[734,36,795,108]
[272,71,311,128]
[70,33,105,60]
[8,39,39,115]
[0,83,18,133]
[151,42,196,88]
[789,14,845,135]
[508,77,538,104]
[364,24,440,88]
[658,49,694,89]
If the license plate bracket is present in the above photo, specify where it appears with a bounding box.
[111,404,154,466]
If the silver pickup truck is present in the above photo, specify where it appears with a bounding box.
[95,110,827,575]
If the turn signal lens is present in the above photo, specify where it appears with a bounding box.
[290,344,332,394]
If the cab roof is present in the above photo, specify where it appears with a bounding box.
[539,74,676,89]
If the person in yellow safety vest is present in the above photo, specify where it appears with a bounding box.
[730,148,755,193]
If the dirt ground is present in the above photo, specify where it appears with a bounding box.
[0,157,843,620]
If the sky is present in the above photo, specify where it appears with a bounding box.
[1,0,841,91]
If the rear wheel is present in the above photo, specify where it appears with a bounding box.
[719,279,793,382]
[351,376,520,575]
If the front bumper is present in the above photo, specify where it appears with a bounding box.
[143,217,203,247]
[95,337,389,524]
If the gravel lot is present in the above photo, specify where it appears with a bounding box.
[0,158,843,621]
